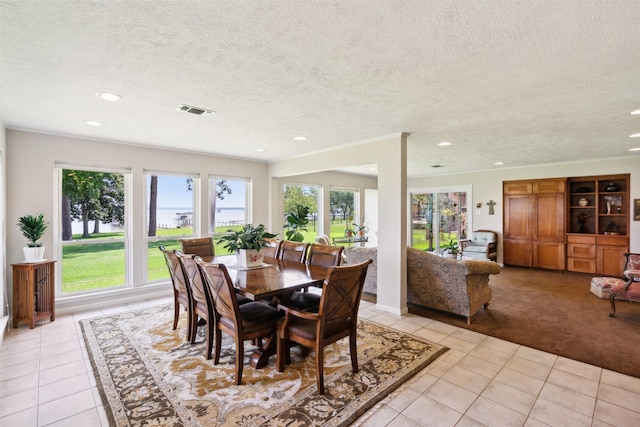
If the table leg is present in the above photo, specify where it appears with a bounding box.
[249,333,276,368]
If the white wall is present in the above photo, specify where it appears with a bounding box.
[0,123,7,341]
[409,157,640,260]
[5,130,270,312]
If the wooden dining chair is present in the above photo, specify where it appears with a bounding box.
[278,241,310,263]
[195,257,283,385]
[159,246,194,342]
[276,259,372,395]
[288,244,344,311]
[176,251,215,355]
[180,237,215,257]
[262,238,282,260]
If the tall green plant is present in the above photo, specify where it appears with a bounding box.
[284,204,309,242]
[17,213,48,247]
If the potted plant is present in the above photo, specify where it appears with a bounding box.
[17,213,48,262]
[442,238,460,258]
[344,227,354,237]
[217,224,277,268]
[284,204,309,242]
[352,223,367,237]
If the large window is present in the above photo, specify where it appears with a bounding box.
[209,176,251,254]
[329,187,360,244]
[410,188,469,253]
[283,183,321,243]
[146,172,198,282]
[58,166,130,295]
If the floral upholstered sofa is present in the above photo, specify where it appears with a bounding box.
[344,246,501,324]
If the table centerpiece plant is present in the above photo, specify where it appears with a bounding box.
[217,224,277,268]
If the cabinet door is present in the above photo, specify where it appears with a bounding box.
[597,245,627,276]
[504,240,532,267]
[504,181,532,195]
[533,179,565,194]
[504,195,533,240]
[535,193,565,241]
[533,242,566,270]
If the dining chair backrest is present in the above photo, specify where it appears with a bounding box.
[263,238,283,260]
[159,246,189,295]
[279,241,310,263]
[307,243,344,269]
[318,259,372,325]
[195,258,241,323]
[176,251,208,306]
[180,237,215,257]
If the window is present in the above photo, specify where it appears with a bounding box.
[283,183,321,243]
[209,176,251,255]
[58,166,130,295]
[145,172,198,283]
[410,188,469,253]
[329,187,360,244]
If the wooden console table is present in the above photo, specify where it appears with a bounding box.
[12,260,56,328]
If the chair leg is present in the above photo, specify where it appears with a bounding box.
[235,340,244,385]
[276,334,286,372]
[185,307,193,341]
[609,295,617,317]
[316,346,325,395]
[173,300,179,330]
[205,321,214,360]
[213,327,222,364]
[189,312,198,343]
[349,333,359,374]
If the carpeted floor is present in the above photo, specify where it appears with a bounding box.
[81,304,447,427]
[409,266,640,379]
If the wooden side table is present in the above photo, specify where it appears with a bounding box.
[12,260,56,328]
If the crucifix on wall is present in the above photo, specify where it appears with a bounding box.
[487,200,497,215]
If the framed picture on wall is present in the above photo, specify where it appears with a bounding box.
[634,199,640,221]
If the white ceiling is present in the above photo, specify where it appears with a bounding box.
[1,0,639,177]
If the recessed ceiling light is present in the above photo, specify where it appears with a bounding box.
[437,141,451,146]
[629,147,640,152]
[631,109,640,115]
[255,148,265,152]
[494,161,504,166]
[96,92,122,102]
[293,136,307,141]
[630,133,640,138]
[85,120,104,126]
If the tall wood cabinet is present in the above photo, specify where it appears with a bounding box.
[503,178,566,270]
[566,174,630,276]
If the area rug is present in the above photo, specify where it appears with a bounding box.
[80,304,447,426]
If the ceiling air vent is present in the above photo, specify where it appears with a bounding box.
[177,104,215,115]
[430,164,444,168]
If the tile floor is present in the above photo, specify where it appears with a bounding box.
[1,297,640,426]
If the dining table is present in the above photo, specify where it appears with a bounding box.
[204,255,329,368]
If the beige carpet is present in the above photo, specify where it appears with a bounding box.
[80,304,447,426]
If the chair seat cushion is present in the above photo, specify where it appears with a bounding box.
[609,282,640,301]
[287,317,351,341]
[463,246,486,254]
[288,292,321,311]
[591,277,626,299]
[220,302,282,333]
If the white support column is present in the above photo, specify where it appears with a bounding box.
[375,133,408,316]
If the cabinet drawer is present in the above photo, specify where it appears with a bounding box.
[504,182,532,195]
[567,235,596,244]
[567,257,596,273]
[567,243,596,259]
[596,235,628,246]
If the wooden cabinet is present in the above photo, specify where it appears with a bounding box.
[503,178,566,270]
[12,260,55,329]
[566,175,630,274]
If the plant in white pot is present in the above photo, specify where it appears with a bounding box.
[17,213,48,262]
[217,224,277,268]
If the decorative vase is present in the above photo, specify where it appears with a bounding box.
[578,198,589,206]
[237,249,264,268]
[23,246,45,263]
[605,182,620,192]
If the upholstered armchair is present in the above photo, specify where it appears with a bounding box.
[460,230,497,262]
[609,253,640,317]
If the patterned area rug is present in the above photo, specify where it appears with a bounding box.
[80,304,447,426]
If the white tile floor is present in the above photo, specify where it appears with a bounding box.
[1,297,640,427]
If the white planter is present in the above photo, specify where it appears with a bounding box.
[237,249,264,268]
[23,246,45,263]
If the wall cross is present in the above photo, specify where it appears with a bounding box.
[486,200,497,215]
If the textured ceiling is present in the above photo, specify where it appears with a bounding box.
[1,0,639,177]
